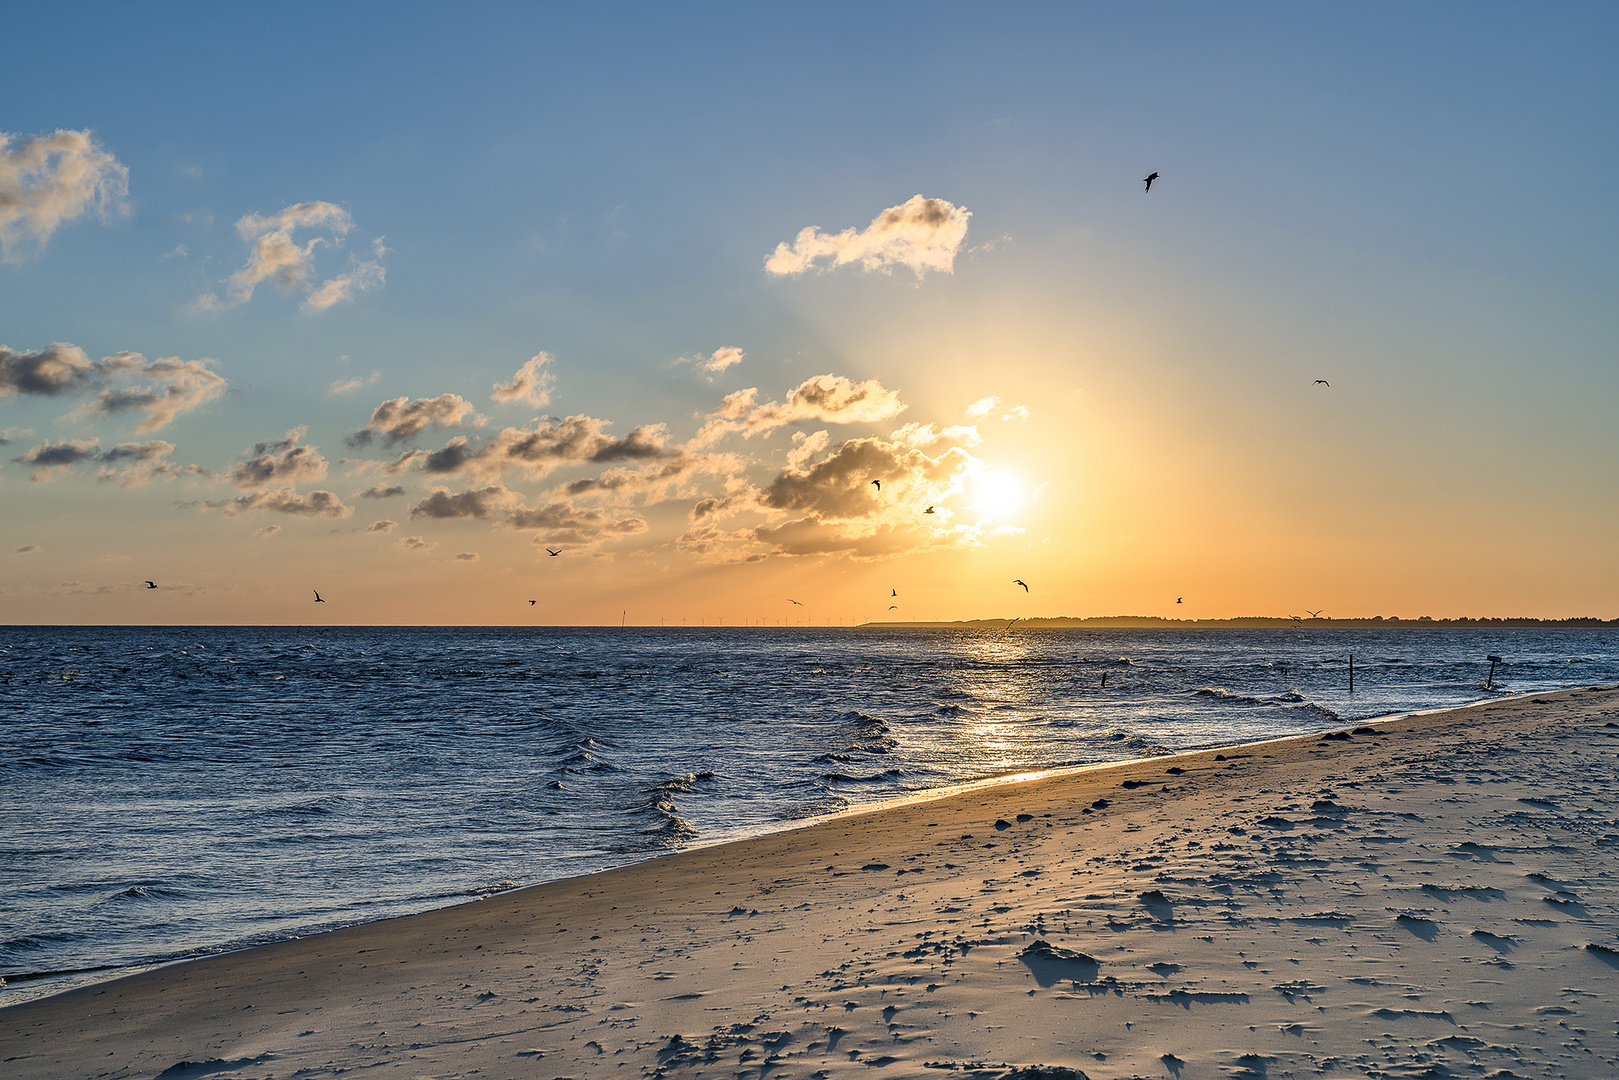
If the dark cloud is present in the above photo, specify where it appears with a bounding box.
[410,485,519,520]
[365,519,397,534]
[13,437,181,486]
[229,427,328,488]
[200,487,353,519]
[377,416,677,481]
[0,343,95,396]
[358,484,405,499]
[453,551,479,562]
[394,535,437,552]
[348,394,481,447]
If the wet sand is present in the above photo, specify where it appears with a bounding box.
[5,687,1619,1079]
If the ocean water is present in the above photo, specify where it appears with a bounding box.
[3,624,1616,1005]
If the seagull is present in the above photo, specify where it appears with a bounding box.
[888,605,898,610]
[144,581,157,589]
[1177,597,1183,603]
[924,506,935,514]
[788,599,803,606]
[870,479,881,492]
[313,590,325,603]
[545,548,561,557]
[891,589,897,597]
[1314,380,1330,387]
[529,600,537,606]
[1307,609,1323,618]
[1013,579,1028,592]
[1143,171,1159,192]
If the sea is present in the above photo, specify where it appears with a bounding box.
[3,624,1616,1006]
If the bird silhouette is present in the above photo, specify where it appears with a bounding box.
[1314,380,1330,387]
[545,548,561,557]
[1177,597,1183,604]
[1307,609,1323,618]
[891,588,897,597]
[1013,579,1028,592]
[888,605,898,610]
[1143,171,1159,192]
[870,479,881,492]
[788,599,803,606]
[313,590,325,603]
[144,580,157,589]
[924,505,935,514]
[528,600,537,606]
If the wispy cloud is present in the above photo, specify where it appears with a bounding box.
[965,394,1028,423]
[377,415,676,482]
[198,201,385,310]
[14,544,39,554]
[366,519,397,534]
[13,437,183,486]
[453,551,479,562]
[327,370,380,396]
[765,195,970,278]
[253,525,281,537]
[2,344,227,432]
[491,353,556,407]
[679,346,745,380]
[394,535,437,552]
[357,484,405,499]
[0,129,129,262]
[198,488,353,518]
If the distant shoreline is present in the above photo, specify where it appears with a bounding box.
[860,615,1619,629]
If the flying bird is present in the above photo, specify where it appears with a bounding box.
[1013,579,1028,592]
[888,605,898,610]
[1143,171,1159,192]
[313,590,325,603]
[529,600,537,606]
[891,589,897,597]
[870,479,881,492]
[144,581,157,589]
[545,548,561,557]
[1177,597,1183,604]
[788,599,803,606]
[924,506,935,514]
[1314,380,1330,387]
[1307,609,1323,618]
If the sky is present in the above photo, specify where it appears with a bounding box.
[3,2,1616,625]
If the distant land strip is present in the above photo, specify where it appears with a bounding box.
[861,615,1619,629]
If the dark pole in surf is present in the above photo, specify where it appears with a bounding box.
[1349,653,1354,693]
[1486,654,1502,689]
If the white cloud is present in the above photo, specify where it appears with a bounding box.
[680,346,745,379]
[4,343,227,433]
[965,395,999,417]
[1001,404,1029,422]
[327,370,380,396]
[491,352,556,407]
[765,195,970,278]
[693,374,906,445]
[199,202,385,310]
[891,421,982,449]
[0,129,129,262]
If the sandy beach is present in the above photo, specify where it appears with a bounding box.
[5,687,1619,1080]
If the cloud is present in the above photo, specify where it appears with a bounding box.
[550,452,737,504]
[491,352,556,406]
[366,519,397,533]
[199,201,384,309]
[327,370,380,396]
[764,195,970,278]
[305,237,387,311]
[199,487,353,518]
[394,535,437,552]
[1002,404,1029,422]
[680,346,744,379]
[694,374,906,445]
[348,394,482,447]
[515,503,648,546]
[2,344,226,431]
[891,421,982,449]
[229,427,328,488]
[965,395,999,417]
[14,437,181,486]
[357,483,405,499]
[14,544,39,554]
[0,129,129,262]
[410,484,522,520]
[253,525,281,537]
[379,415,676,482]
[454,551,479,562]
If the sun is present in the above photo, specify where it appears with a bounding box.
[972,469,1026,519]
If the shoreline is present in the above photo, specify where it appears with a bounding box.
[6,684,1619,1078]
[0,687,1535,1008]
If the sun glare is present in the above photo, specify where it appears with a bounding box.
[972,470,1026,519]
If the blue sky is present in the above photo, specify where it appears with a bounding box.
[4,3,1616,623]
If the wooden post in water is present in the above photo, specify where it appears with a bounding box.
[1486,654,1502,689]
[1349,653,1354,693]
